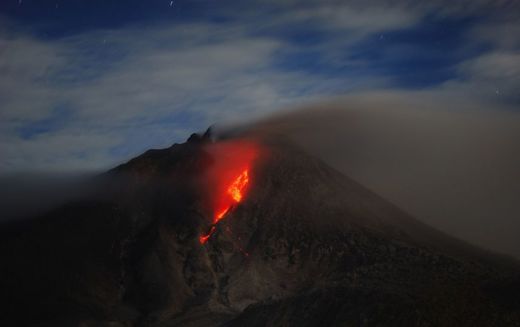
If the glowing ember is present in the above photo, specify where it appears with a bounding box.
[200,168,251,244]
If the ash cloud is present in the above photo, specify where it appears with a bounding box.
[0,172,98,222]
[242,90,520,259]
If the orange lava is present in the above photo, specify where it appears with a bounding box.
[215,208,230,222]
[200,168,250,244]
[228,169,249,203]
[199,226,215,244]
[198,140,261,245]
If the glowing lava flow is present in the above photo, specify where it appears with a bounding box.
[199,169,250,244]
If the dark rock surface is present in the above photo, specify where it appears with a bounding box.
[1,135,519,326]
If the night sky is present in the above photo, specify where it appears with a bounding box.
[0,0,519,171]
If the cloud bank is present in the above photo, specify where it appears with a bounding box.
[1,0,518,172]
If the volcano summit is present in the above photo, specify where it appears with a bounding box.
[1,130,519,326]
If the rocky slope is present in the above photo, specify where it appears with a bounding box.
[1,132,519,326]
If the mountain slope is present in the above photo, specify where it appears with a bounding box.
[0,133,519,326]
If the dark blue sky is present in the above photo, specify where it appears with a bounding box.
[0,0,518,171]
[0,0,488,87]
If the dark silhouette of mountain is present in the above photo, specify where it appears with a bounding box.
[1,131,519,326]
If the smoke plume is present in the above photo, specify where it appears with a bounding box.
[241,90,520,259]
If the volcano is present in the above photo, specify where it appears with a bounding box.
[1,130,519,326]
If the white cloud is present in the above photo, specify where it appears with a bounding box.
[460,51,520,82]
[290,5,419,34]
[0,22,353,172]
